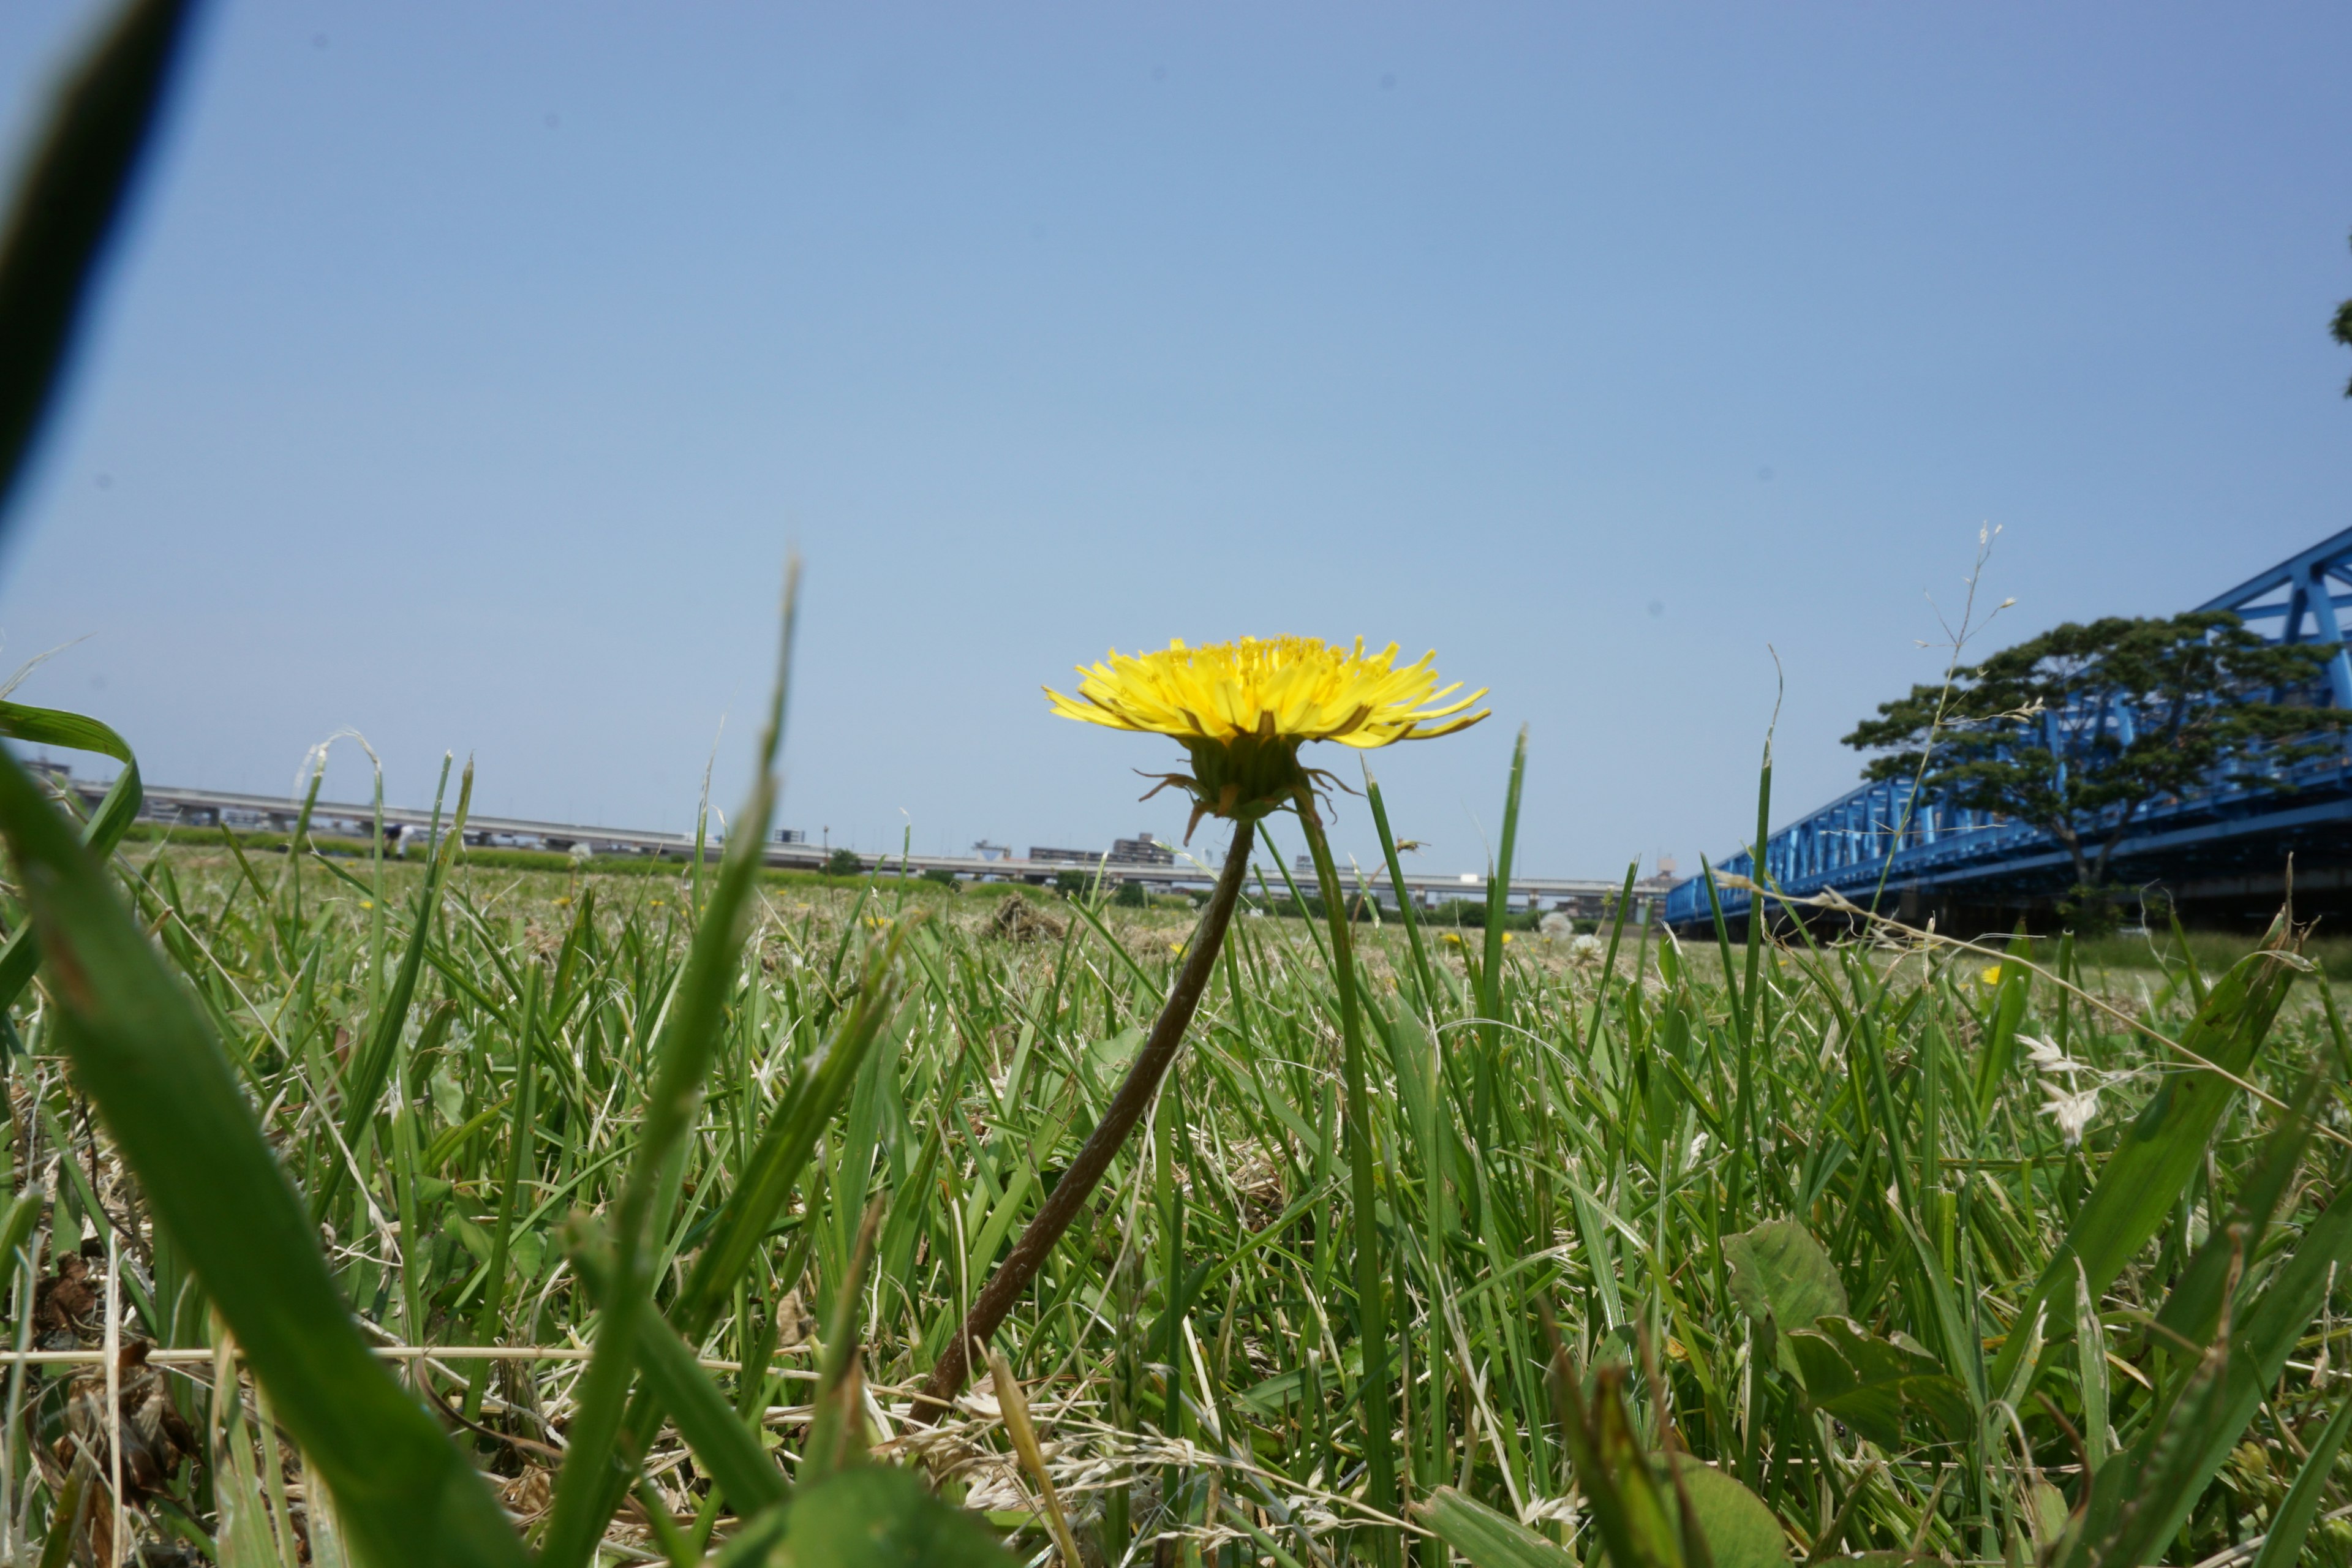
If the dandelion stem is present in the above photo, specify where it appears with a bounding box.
[1294,783,1401,1568]
[916,815,1256,1419]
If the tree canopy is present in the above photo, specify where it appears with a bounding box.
[1844,611,2348,908]
[2335,228,2352,394]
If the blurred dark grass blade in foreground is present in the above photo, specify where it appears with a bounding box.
[0,0,203,522]
[0,747,528,1568]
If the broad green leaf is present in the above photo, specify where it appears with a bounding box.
[1784,1318,1973,1449]
[1425,1468,1790,1568]
[725,1466,1016,1568]
[1722,1218,1847,1371]
[1989,918,2302,1395]
[1673,1464,1792,1568]
[1419,1487,1577,1567]
[0,748,527,1568]
[1083,1024,1145,1092]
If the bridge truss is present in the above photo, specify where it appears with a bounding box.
[1663,526,2352,932]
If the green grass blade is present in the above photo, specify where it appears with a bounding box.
[0,699,142,1011]
[2076,1149,2352,1561]
[2249,1389,2352,1568]
[1362,763,1438,1012]
[538,562,799,1568]
[676,931,903,1337]
[2149,1069,2323,1360]
[1294,785,1399,1564]
[463,973,538,1421]
[0,1183,41,1279]
[568,1245,786,1515]
[2075,1260,2109,1476]
[1989,918,2303,1394]
[313,760,472,1218]
[1478,725,1529,1052]
[0,748,527,1567]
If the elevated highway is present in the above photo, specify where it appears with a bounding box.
[42,774,1674,923]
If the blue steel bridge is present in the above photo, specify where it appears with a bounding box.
[1662,526,2352,935]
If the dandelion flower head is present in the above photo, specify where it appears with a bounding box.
[1046,636,1488,835]
[1047,636,1485,749]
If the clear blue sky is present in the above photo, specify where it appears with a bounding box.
[2,2,2349,878]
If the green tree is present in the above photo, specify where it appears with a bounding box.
[1844,611,2348,925]
[2335,229,2352,393]
[824,846,862,877]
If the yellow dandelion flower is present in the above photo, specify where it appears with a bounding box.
[1980,963,2002,985]
[554,895,573,907]
[1046,636,1487,835]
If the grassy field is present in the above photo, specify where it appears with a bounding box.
[3,821,2350,1566]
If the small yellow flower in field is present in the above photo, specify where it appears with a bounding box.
[1980,964,2002,984]
[359,900,374,910]
[554,895,573,907]
[1167,942,1185,954]
[650,899,666,908]
[1046,636,1487,837]
[1501,932,1514,944]
[1442,932,1464,946]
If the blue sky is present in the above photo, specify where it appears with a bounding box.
[2,1,2349,877]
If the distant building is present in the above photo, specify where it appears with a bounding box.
[772,828,807,844]
[972,840,1011,862]
[1027,846,1099,865]
[1108,832,1173,867]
